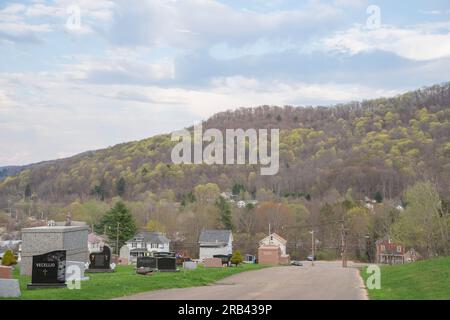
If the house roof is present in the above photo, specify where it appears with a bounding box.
[129,232,170,244]
[88,233,106,244]
[199,229,232,244]
[260,233,287,245]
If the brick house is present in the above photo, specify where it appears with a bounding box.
[375,240,405,265]
[258,233,290,265]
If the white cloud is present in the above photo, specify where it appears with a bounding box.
[0,3,26,15]
[322,23,450,61]
[0,68,402,165]
[61,53,176,84]
[419,9,450,16]
[0,2,53,44]
[108,0,343,49]
[333,0,367,8]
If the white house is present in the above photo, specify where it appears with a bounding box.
[125,232,171,263]
[199,229,233,260]
[237,201,246,208]
[259,233,287,256]
[87,233,107,253]
[236,200,258,208]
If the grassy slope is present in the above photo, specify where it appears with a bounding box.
[4,263,266,300]
[361,257,450,300]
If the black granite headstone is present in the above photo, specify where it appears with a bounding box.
[157,257,177,272]
[27,250,67,289]
[153,252,175,258]
[86,246,114,273]
[137,256,157,269]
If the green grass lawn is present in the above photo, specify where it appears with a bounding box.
[2,263,267,300]
[361,257,450,300]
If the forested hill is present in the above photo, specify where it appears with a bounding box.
[1,83,449,206]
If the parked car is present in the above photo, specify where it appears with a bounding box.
[290,260,303,266]
[306,255,316,261]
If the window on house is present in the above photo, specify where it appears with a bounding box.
[132,243,137,248]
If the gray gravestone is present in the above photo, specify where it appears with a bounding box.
[0,279,21,298]
[21,225,89,276]
[119,245,130,264]
[183,261,197,270]
[0,266,21,298]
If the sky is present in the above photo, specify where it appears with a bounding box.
[1,0,450,166]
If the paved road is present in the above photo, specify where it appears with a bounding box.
[117,261,368,300]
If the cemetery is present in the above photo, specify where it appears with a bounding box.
[0,220,267,300]
[1,262,265,300]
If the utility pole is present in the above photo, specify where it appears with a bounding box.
[116,222,120,255]
[310,230,315,267]
[341,222,347,268]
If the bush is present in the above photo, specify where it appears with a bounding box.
[230,250,244,266]
[316,249,338,261]
[1,250,17,266]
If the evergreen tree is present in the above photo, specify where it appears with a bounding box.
[232,183,246,196]
[94,201,137,254]
[374,192,383,203]
[1,250,17,266]
[24,184,32,199]
[231,250,243,266]
[116,177,126,197]
[216,196,234,230]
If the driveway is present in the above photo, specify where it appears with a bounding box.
[117,261,368,300]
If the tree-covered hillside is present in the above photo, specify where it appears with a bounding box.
[1,83,448,206]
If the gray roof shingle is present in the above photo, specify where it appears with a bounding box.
[130,232,170,244]
[199,229,232,244]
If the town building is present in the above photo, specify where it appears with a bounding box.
[375,239,405,264]
[258,233,290,265]
[198,229,233,260]
[87,233,108,253]
[259,233,287,255]
[124,232,171,263]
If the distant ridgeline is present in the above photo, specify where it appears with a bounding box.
[0,83,449,204]
[0,166,24,181]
